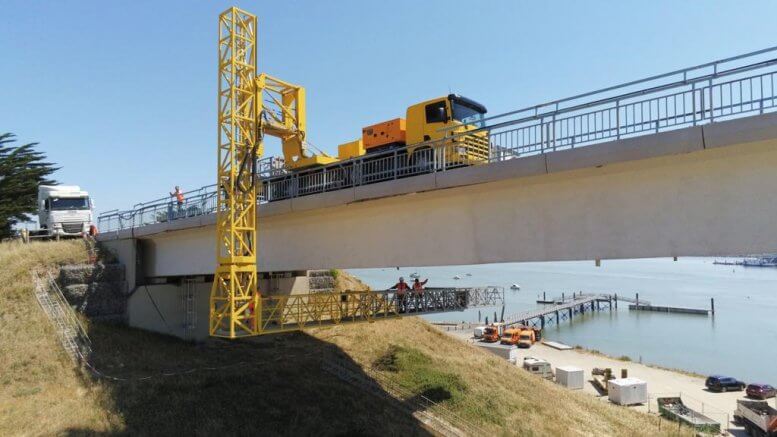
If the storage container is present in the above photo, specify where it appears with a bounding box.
[608,378,648,405]
[556,366,584,389]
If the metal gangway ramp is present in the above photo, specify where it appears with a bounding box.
[227,286,504,335]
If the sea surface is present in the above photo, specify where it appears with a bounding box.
[350,257,777,383]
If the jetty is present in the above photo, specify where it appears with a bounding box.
[504,294,615,329]
[629,297,715,316]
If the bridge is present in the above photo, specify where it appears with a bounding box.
[94,47,777,340]
[99,46,777,287]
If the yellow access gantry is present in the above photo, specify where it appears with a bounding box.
[209,7,376,338]
[209,7,501,338]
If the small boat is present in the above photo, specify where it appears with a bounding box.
[453,275,461,280]
[409,272,420,279]
[465,273,472,277]
[510,284,520,290]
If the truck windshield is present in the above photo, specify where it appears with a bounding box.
[51,197,90,210]
[451,100,486,126]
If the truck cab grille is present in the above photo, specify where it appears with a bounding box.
[62,223,83,234]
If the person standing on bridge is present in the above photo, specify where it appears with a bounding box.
[413,278,428,311]
[389,277,411,313]
[170,186,185,217]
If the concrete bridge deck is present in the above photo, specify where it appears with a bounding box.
[97,47,777,288]
[98,111,777,287]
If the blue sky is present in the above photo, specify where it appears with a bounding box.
[2,0,776,217]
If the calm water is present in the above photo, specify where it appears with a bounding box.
[350,258,777,383]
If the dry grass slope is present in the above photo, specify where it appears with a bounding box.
[0,240,119,434]
[0,241,690,436]
[311,319,691,436]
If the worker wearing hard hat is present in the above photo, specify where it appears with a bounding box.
[390,277,411,313]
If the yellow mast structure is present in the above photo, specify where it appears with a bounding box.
[210,7,260,338]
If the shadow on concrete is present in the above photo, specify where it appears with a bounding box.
[66,323,433,436]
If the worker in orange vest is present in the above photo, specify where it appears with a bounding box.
[170,186,185,216]
[389,277,411,313]
[412,278,428,311]
[170,186,184,205]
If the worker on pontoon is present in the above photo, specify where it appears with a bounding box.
[389,277,411,313]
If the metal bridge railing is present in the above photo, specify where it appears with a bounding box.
[99,46,777,232]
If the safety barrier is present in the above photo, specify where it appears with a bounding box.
[99,46,777,232]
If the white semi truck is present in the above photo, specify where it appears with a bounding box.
[31,185,95,238]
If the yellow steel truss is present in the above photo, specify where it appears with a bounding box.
[210,7,260,338]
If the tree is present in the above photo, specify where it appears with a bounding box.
[0,133,58,238]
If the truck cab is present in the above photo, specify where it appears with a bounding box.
[517,328,536,348]
[482,322,506,343]
[404,94,489,168]
[499,328,522,345]
[37,185,94,237]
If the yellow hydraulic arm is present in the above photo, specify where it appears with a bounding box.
[257,74,338,170]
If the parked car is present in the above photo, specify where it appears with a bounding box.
[746,383,777,400]
[706,375,746,392]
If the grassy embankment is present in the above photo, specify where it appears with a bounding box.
[0,240,691,436]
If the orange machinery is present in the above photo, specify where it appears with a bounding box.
[362,118,407,152]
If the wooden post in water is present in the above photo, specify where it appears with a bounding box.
[636,293,640,306]
[710,298,715,316]
[614,293,618,309]
[543,291,546,301]
[562,292,565,302]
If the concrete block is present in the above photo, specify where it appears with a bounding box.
[435,154,547,189]
[702,111,777,149]
[259,199,292,217]
[545,126,704,174]
[291,188,356,212]
[354,173,436,201]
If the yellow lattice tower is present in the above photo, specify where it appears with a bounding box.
[210,7,261,338]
